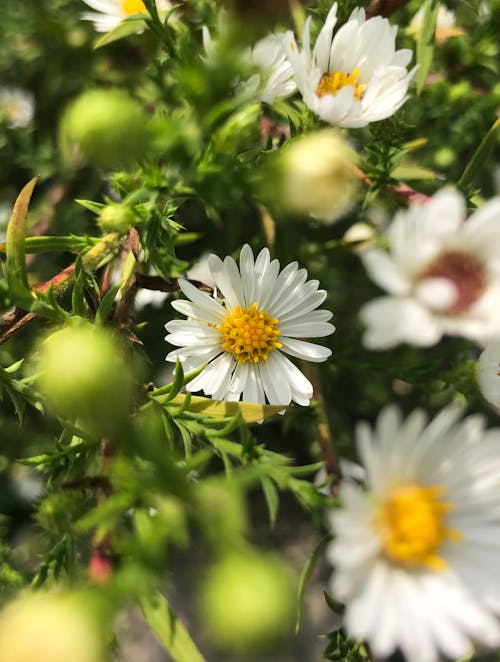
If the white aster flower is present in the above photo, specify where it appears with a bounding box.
[359,190,500,349]
[246,33,297,104]
[327,405,500,662]
[81,0,171,33]
[164,245,334,405]
[477,339,500,412]
[284,2,416,128]
[0,87,35,129]
[202,25,296,104]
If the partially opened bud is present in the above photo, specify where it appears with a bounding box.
[199,551,295,652]
[37,321,133,434]
[0,592,104,662]
[275,129,358,224]
[59,88,150,170]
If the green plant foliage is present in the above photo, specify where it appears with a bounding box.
[0,1,499,661]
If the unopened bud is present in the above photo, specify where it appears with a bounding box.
[0,592,104,662]
[200,551,295,651]
[37,321,133,434]
[59,89,150,170]
[277,130,358,224]
[98,204,135,234]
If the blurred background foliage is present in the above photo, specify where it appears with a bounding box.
[0,0,499,660]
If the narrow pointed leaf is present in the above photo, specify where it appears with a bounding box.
[416,0,439,95]
[5,177,38,309]
[141,592,207,662]
[94,16,148,48]
[166,393,285,423]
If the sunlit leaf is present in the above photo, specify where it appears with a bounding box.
[166,393,285,423]
[416,0,440,95]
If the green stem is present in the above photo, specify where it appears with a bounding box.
[0,235,100,254]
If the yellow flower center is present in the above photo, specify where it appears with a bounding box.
[218,303,282,364]
[316,68,366,100]
[376,484,461,570]
[120,0,147,16]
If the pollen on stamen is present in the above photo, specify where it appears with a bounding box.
[375,484,461,570]
[218,304,282,365]
[316,68,367,100]
[120,0,147,16]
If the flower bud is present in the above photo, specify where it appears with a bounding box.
[59,89,150,170]
[0,592,104,662]
[200,551,295,652]
[37,321,133,434]
[97,204,135,234]
[275,129,358,224]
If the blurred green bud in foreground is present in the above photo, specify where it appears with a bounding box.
[37,320,134,434]
[199,550,295,652]
[59,88,150,170]
[0,591,105,662]
[98,203,136,234]
[264,129,358,224]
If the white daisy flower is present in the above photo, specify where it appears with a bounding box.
[202,26,296,104]
[0,87,35,129]
[477,339,500,412]
[327,405,500,662]
[81,0,171,33]
[284,2,416,128]
[246,33,297,104]
[359,190,500,349]
[164,245,334,406]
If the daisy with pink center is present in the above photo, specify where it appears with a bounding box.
[359,190,500,349]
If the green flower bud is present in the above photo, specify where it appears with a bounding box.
[0,592,104,662]
[98,204,135,234]
[37,321,133,434]
[59,89,150,170]
[200,551,295,652]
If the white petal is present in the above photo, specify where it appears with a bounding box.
[360,296,442,349]
[280,337,332,362]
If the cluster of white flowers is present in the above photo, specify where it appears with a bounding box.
[80,3,500,661]
[82,1,415,126]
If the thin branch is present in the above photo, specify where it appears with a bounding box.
[365,0,411,19]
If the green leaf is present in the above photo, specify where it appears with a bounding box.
[296,534,332,633]
[392,162,440,180]
[164,360,185,402]
[458,117,500,194]
[5,177,38,309]
[166,394,285,423]
[95,284,120,326]
[94,16,148,48]
[260,475,279,528]
[74,199,105,214]
[72,260,88,317]
[415,0,440,95]
[141,592,207,662]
